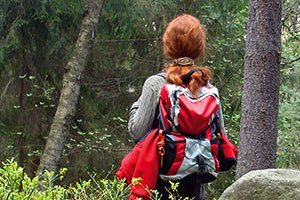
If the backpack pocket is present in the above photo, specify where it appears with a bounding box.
[159,132,218,183]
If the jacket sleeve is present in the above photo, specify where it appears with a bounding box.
[128,75,166,143]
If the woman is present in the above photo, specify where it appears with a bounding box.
[127,14,227,199]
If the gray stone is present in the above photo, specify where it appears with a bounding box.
[219,169,300,200]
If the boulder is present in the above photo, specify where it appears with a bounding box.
[219,169,300,200]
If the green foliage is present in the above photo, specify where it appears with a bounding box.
[0,0,86,176]
[0,159,195,200]
[277,56,300,169]
[0,159,68,200]
[277,84,300,168]
[165,181,192,200]
[0,159,135,200]
[276,0,300,169]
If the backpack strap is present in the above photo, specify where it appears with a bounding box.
[182,69,204,85]
[156,72,166,79]
[194,181,206,200]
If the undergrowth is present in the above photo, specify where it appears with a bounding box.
[0,159,193,200]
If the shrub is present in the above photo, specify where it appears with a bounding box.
[0,158,193,200]
[0,158,134,200]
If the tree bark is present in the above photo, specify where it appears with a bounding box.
[18,49,25,168]
[236,0,281,179]
[36,0,105,175]
[18,26,28,168]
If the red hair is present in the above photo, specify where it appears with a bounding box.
[162,14,213,97]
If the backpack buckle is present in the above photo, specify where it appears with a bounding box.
[157,130,166,168]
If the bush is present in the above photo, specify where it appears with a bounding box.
[0,158,194,200]
[0,158,134,200]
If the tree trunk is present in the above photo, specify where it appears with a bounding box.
[18,49,25,168]
[36,0,105,175]
[18,26,28,168]
[236,0,281,179]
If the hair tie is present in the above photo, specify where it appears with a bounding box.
[173,57,194,66]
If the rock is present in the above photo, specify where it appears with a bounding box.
[219,169,300,200]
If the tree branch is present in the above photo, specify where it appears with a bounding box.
[96,38,159,43]
[0,78,14,98]
[281,56,300,66]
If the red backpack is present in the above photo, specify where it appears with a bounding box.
[157,72,238,184]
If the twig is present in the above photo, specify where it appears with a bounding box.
[96,38,160,43]
[1,78,14,98]
[281,56,300,66]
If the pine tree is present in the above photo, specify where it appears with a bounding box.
[237,0,282,178]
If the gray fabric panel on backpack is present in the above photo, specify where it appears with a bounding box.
[159,138,218,181]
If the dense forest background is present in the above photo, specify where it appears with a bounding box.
[0,0,299,198]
